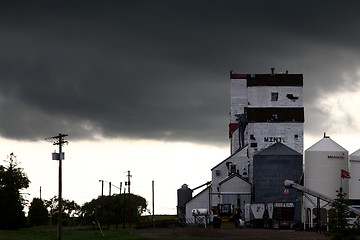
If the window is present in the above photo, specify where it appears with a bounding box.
[251,143,257,148]
[286,94,299,100]
[230,164,236,174]
[271,92,279,101]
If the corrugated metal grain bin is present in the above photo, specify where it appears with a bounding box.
[177,184,192,216]
[253,142,303,221]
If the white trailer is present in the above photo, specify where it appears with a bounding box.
[245,202,296,229]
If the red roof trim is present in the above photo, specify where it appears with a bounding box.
[230,73,247,79]
[229,123,238,138]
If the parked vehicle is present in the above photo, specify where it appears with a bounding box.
[210,203,242,227]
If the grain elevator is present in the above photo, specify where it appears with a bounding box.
[178,69,305,228]
[178,69,360,229]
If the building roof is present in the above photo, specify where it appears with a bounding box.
[255,142,302,156]
[184,186,210,205]
[211,145,246,170]
[306,135,347,152]
[219,173,251,185]
[350,149,360,161]
[230,72,303,86]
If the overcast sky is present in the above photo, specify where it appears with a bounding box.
[1,0,359,144]
[1,1,360,213]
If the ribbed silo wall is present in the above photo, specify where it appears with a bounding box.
[305,150,348,206]
[349,149,360,200]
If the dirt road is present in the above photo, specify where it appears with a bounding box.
[129,228,327,239]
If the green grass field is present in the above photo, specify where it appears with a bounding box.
[0,215,175,240]
[0,215,179,240]
[0,215,328,240]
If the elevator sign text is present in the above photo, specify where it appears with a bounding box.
[264,136,285,143]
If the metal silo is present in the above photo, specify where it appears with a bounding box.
[177,184,192,216]
[305,135,349,202]
[349,149,360,200]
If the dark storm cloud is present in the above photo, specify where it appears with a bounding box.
[1,1,360,143]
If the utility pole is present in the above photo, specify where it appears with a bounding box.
[99,180,104,226]
[98,180,122,228]
[152,180,155,228]
[123,187,126,229]
[118,182,122,228]
[127,171,131,194]
[108,182,111,229]
[126,171,132,228]
[47,133,68,240]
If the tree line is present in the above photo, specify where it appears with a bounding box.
[0,153,147,229]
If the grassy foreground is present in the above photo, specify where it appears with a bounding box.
[0,226,329,240]
[0,227,142,240]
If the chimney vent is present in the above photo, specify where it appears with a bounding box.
[271,67,275,76]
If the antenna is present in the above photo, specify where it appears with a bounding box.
[271,67,275,75]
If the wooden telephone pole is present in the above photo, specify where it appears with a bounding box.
[126,171,132,227]
[47,133,68,240]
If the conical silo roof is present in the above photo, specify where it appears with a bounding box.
[306,135,347,152]
[255,142,301,156]
[350,149,360,161]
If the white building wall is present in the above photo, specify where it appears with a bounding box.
[229,75,304,181]
[230,78,247,123]
[220,177,251,193]
[231,127,239,154]
[211,148,248,206]
[219,176,251,217]
[246,122,303,181]
[248,86,303,107]
[185,188,210,221]
[247,122,303,155]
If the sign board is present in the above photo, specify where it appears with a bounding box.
[273,202,294,208]
[52,152,65,160]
